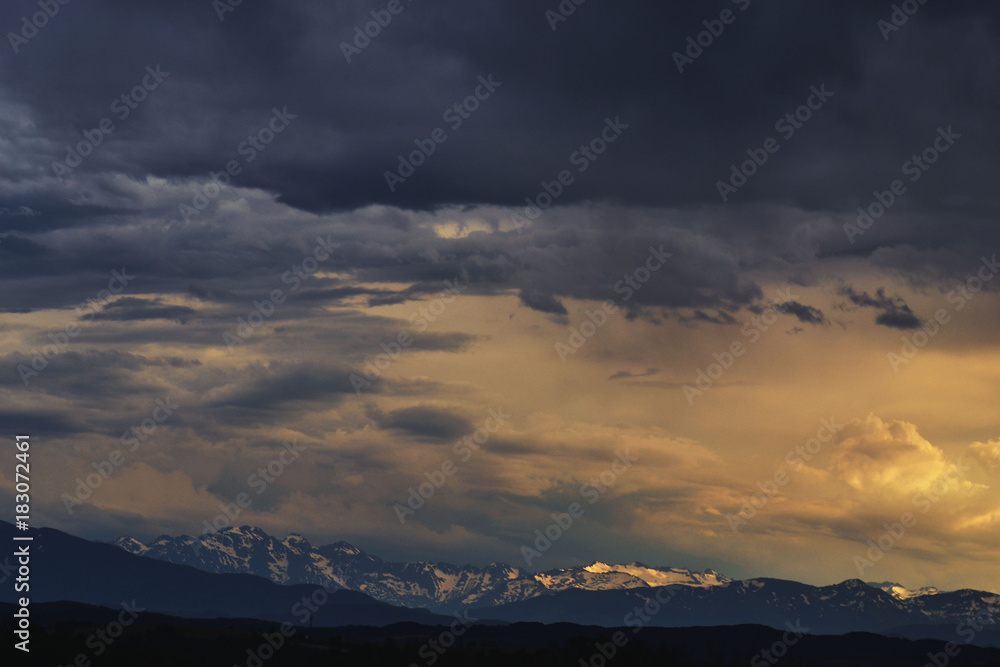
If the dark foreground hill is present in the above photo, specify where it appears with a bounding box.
[6,601,1000,667]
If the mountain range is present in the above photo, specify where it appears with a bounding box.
[110,524,1000,644]
[5,520,999,646]
[113,525,729,613]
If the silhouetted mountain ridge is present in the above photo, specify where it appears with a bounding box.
[0,521,455,627]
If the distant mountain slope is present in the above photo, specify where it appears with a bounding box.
[0,521,456,627]
[113,525,728,612]
[473,578,1000,642]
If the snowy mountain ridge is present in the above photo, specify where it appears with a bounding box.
[112,525,728,612]
[112,526,984,617]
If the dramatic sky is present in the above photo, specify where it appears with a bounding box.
[2,0,999,592]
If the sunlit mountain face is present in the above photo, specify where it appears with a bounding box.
[2,5,1000,660]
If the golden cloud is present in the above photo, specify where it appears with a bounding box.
[831,414,964,496]
[971,439,1000,470]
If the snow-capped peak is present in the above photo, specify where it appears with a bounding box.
[868,581,941,600]
[113,536,149,555]
[582,562,730,588]
[282,533,312,549]
[326,540,362,556]
[582,561,613,573]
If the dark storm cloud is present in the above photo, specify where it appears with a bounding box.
[609,368,660,381]
[0,0,996,324]
[0,234,45,259]
[92,298,197,323]
[187,285,239,303]
[778,301,829,325]
[205,363,359,411]
[0,410,80,435]
[518,289,568,316]
[875,308,923,330]
[0,349,181,398]
[370,405,474,441]
[688,310,740,326]
[839,287,922,330]
[363,282,466,307]
[0,0,996,221]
